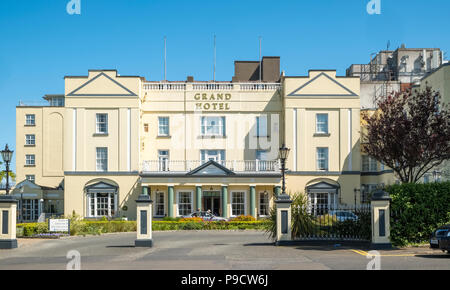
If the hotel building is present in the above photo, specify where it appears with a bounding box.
[12,57,395,222]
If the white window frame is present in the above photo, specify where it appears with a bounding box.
[258,191,270,217]
[158,150,170,172]
[26,175,35,183]
[96,113,108,134]
[26,114,35,126]
[316,113,329,134]
[230,190,247,217]
[87,192,117,218]
[158,117,170,136]
[25,134,35,146]
[308,192,337,216]
[362,155,378,172]
[96,147,108,172]
[256,115,268,137]
[176,190,194,217]
[201,116,225,137]
[153,191,165,217]
[200,150,226,164]
[316,148,329,171]
[25,154,35,166]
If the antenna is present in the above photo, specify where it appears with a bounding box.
[164,36,167,81]
[213,34,216,82]
[259,36,262,82]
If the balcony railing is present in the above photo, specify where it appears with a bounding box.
[141,160,281,173]
[142,82,281,92]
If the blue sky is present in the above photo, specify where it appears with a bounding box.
[0,0,449,173]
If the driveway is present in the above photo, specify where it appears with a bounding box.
[0,231,448,270]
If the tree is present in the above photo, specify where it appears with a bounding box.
[362,86,450,183]
[0,161,16,185]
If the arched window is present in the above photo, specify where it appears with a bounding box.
[85,182,118,218]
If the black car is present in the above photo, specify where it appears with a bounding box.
[430,225,450,253]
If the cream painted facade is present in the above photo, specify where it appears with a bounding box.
[12,68,395,222]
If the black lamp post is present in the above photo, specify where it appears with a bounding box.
[1,144,14,195]
[278,144,290,200]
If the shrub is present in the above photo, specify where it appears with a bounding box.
[264,192,315,241]
[162,216,181,221]
[230,215,256,221]
[17,220,268,237]
[388,182,450,246]
[179,217,203,223]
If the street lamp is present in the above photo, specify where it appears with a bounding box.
[278,144,290,200]
[1,144,14,195]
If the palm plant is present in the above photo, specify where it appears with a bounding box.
[265,192,315,241]
[0,161,16,185]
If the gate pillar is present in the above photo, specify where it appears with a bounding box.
[275,195,292,246]
[0,195,18,249]
[135,193,153,247]
[370,189,392,249]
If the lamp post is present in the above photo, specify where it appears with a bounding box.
[1,144,14,195]
[275,144,292,245]
[354,188,361,207]
[278,144,290,200]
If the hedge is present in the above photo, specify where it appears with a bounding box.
[388,182,450,246]
[17,220,269,237]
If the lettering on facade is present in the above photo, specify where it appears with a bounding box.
[194,93,232,111]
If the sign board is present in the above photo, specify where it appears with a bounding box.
[48,219,70,233]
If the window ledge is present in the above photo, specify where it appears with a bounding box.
[199,135,227,139]
[24,145,36,147]
[93,133,109,137]
[24,165,36,167]
[157,135,172,139]
[255,136,270,138]
[314,133,331,137]
[24,125,36,127]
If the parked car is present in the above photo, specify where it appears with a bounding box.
[328,210,359,222]
[182,211,228,222]
[430,224,450,253]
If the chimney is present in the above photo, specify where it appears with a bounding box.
[187,76,194,82]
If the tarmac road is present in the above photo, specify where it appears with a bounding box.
[0,231,448,270]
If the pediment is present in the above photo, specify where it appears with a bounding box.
[288,72,358,97]
[306,181,340,190]
[67,72,137,97]
[187,160,235,176]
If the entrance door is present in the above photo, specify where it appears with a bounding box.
[202,191,221,216]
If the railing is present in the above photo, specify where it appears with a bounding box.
[239,83,281,91]
[18,101,50,107]
[141,160,280,173]
[142,82,281,91]
[143,83,186,91]
[292,203,371,241]
[192,83,234,91]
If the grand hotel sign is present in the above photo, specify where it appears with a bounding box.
[194,93,232,111]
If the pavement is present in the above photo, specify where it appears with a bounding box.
[0,231,449,270]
